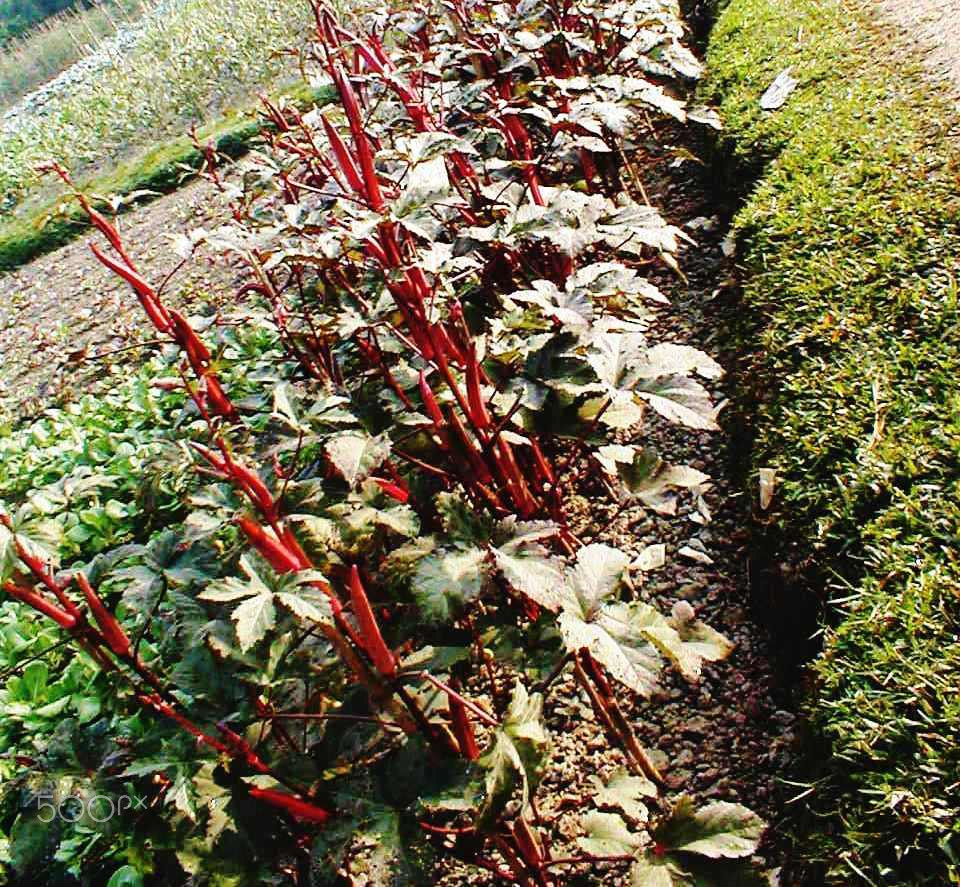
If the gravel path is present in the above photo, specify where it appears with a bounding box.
[873,0,960,101]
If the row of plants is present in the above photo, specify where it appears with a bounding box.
[0,80,332,275]
[2,0,765,883]
[0,0,146,109]
[0,0,312,213]
[701,0,960,883]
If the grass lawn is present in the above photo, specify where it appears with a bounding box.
[702,0,960,882]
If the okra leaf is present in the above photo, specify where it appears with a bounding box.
[635,376,720,431]
[232,592,276,652]
[652,796,764,860]
[591,768,657,823]
[567,543,631,612]
[595,446,710,515]
[628,856,688,887]
[558,604,663,697]
[412,546,488,622]
[325,432,391,487]
[508,280,594,329]
[577,811,644,856]
[491,520,566,611]
[475,682,549,831]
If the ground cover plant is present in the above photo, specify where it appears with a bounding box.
[702,0,960,883]
[1,0,767,883]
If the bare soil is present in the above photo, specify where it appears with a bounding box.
[0,176,240,420]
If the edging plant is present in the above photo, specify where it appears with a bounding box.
[0,0,763,883]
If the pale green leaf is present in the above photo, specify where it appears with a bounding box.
[232,592,276,651]
[412,547,487,622]
[577,811,644,857]
[592,768,656,822]
[325,433,391,487]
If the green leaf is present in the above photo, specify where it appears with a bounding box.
[669,605,735,668]
[22,661,48,701]
[435,491,494,545]
[491,522,566,611]
[272,382,304,431]
[198,576,258,602]
[595,446,709,515]
[106,865,145,887]
[412,547,487,622]
[577,811,644,856]
[591,768,656,823]
[567,543,631,612]
[653,797,764,860]
[475,682,549,830]
[509,279,593,329]
[558,603,663,697]
[629,856,686,887]
[637,379,719,431]
[628,602,732,682]
[193,762,234,846]
[276,587,332,624]
[168,770,197,821]
[232,592,276,651]
[73,695,101,723]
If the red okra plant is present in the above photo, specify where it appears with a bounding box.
[0,0,762,883]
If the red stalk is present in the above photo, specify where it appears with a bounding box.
[373,478,410,504]
[169,310,212,373]
[75,572,131,658]
[529,439,556,486]
[332,65,384,211]
[448,696,480,760]
[320,114,365,196]
[11,538,81,619]
[418,371,446,428]
[348,565,396,677]
[247,787,333,825]
[465,343,491,429]
[138,693,230,754]
[204,376,237,420]
[237,516,303,574]
[280,526,314,572]
[447,407,495,486]
[2,581,77,629]
[495,436,537,516]
[217,724,271,773]
[89,243,171,332]
[224,455,278,522]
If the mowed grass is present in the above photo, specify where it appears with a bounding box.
[0,0,312,211]
[702,0,960,883]
[0,0,146,109]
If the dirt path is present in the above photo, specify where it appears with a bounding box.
[0,176,239,420]
[873,0,960,100]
